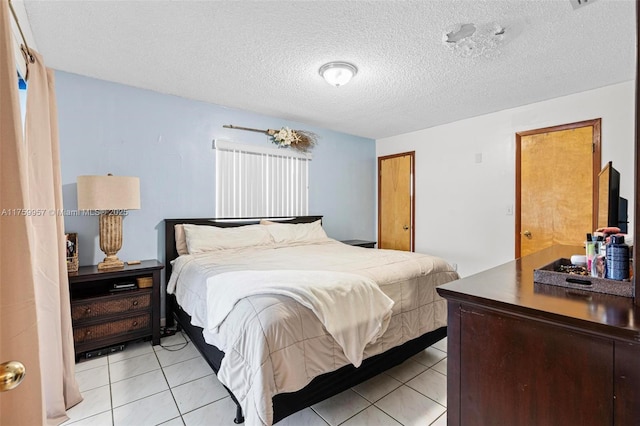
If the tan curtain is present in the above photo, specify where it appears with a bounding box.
[25,51,83,424]
[1,1,81,424]
[0,0,45,424]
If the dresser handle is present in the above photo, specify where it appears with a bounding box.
[132,321,138,327]
[85,330,91,336]
[132,300,138,306]
[85,308,91,315]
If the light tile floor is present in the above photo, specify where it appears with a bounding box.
[63,333,448,426]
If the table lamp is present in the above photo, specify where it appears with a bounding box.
[77,174,140,270]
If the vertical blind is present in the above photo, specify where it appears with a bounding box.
[215,139,310,217]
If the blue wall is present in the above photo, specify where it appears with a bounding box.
[55,71,376,268]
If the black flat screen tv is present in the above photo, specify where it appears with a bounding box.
[597,161,621,229]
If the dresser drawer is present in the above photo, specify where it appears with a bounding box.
[73,313,150,344]
[72,291,151,321]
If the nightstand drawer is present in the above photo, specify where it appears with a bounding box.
[71,291,151,321]
[73,313,150,344]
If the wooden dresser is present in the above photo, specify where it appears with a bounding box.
[68,260,163,358]
[437,246,640,426]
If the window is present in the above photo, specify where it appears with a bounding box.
[215,140,310,217]
[18,72,26,128]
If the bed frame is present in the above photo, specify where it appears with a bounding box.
[164,216,447,424]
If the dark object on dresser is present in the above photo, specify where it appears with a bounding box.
[164,216,446,424]
[68,260,163,359]
[340,239,376,248]
[437,245,640,425]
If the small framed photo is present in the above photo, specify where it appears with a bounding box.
[66,233,78,273]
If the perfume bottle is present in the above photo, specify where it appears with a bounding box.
[606,235,630,281]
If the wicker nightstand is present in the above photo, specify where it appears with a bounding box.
[68,260,163,358]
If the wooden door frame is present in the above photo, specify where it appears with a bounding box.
[378,151,415,252]
[515,118,602,258]
[634,2,639,304]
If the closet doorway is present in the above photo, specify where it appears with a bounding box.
[516,119,601,257]
[378,152,415,251]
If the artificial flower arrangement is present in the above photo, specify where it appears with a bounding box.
[223,124,317,153]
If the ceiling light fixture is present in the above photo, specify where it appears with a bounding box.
[319,62,358,87]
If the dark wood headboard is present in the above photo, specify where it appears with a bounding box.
[163,216,323,285]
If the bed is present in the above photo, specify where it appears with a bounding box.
[164,216,458,425]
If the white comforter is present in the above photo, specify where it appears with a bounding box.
[168,239,458,426]
[206,270,394,367]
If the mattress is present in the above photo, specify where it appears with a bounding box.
[167,239,458,425]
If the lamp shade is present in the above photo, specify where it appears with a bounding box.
[77,175,140,210]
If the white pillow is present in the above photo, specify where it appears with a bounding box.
[183,224,274,254]
[264,220,329,244]
[174,224,189,256]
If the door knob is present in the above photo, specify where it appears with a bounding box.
[523,230,532,238]
[0,361,25,392]
[403,225,409,231]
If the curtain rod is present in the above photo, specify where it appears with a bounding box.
[8,0,35,80]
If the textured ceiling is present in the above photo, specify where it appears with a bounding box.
[19,0,636,139]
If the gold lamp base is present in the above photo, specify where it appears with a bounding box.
[98,212,125,270]
[98,255,125,270]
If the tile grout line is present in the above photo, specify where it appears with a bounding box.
[108,356,115,426]
[370,391,406,425]
[402,385,447,410]
[334,402,373,426]
[109,366,163,386]
[72,336,448,426]
[106,340,175,424]
[155,338,189,425]
[65,356,114,426]
[351,380,402,405]
[403,368,447,410]
[108,340,193,424]
[174,394,232,418]
[371,383,447,425]
[430,411,447,425]
[107,342,200,387]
